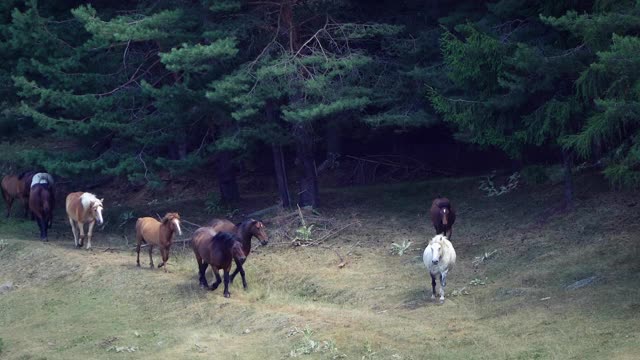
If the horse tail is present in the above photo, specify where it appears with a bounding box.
[0,181,6,202]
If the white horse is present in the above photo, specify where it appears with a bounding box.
[66,192,104,249]
[423,234,456,303]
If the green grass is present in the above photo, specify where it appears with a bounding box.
[1,175,639,359]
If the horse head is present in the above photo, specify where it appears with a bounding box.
[440,206,450,225]
[163,212,182,236]
[91,198,104,225]
[231,240,247,264]
[430,242,443,265]
[250,219,269,246]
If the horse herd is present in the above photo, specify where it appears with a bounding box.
[2,171,457,302]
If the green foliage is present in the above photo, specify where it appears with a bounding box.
[289,326,341,358]
[2,0,640,196]
[204,192,239,217]
[160,39,239,73]
[391,239,412,256]
[547,7,640,187]
[295,224,315,243]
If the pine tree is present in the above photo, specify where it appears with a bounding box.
[544,0,640,188]
[207,0,402,207]
[428,0,595,206]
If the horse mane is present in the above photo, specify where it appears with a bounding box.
[161,212,180,224]
[238,218,257,230]
[80,192,100,209]
[435,198,451,208]
[17,170,38,180]
[428,234,456,266]
[212,231,238,249]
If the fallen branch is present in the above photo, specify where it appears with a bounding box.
[247,205,281,219]
[315,221,356,243]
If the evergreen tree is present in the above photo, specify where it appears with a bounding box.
[544,0,640,188]
[208,0,402,207]
[429,0,594,205]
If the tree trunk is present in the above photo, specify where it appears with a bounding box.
[294,123,319,207]
[272,144,291,207]
[216,151,240,202]
[326,118,341,158]
[562,149,574,209]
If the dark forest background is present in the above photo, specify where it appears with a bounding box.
[1,0,639,207]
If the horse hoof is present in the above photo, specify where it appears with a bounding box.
[136,263,141,267]
[224,293,230,298]
[199,283,208,289]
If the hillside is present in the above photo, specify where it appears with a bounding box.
[0,175,639,359]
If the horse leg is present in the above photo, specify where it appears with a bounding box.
[136,235,143,267]
[5,197,13,218]
[446,227,452,240]
[209,266,221,291]
[37,217,46,241]
[198,262,208,288]
[86,221,95,250]
[439,273,446,303]
[43,216,48,241]
[69,219,79,247]
[78,222,86,248]
[223,268,231,298]
[158,247,168,272]
[230,259,248,290]
[430,273,437,300]
[148,245,154,268]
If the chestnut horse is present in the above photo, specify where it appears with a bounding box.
[191,228,246,298]
[430,197,456,239]
[29,184,54,241]
[65,192,104,249]
[1,170,39,218]
[210,218,268,289]
[135,213,182,271]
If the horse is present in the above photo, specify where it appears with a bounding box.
[135,213,182,271]
[28,184,54,241]
[1,175,29,218]
[430,197,456,239]
[191,228,246,298]
[65,192,104,249]
[210,218,268,289]
[0,170,41,218]
[423,234,456,303]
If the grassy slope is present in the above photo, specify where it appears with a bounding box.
[0,175,639,359]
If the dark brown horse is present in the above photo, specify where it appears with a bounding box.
[1,170,38,218]
[430,197,456,239]
[192,228,246,298]
[210,218,268,289]
[29,184,54,241]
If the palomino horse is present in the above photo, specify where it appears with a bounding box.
[430,197,456,239]
[191,228,246,298]
[135,213,182,271]
[1,170,40,218]
[423,234,456,303]
[65,192,104,249]
[210,218,268,289]
[28,183,54,241]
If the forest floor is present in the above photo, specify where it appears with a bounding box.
[0,174,639,359]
